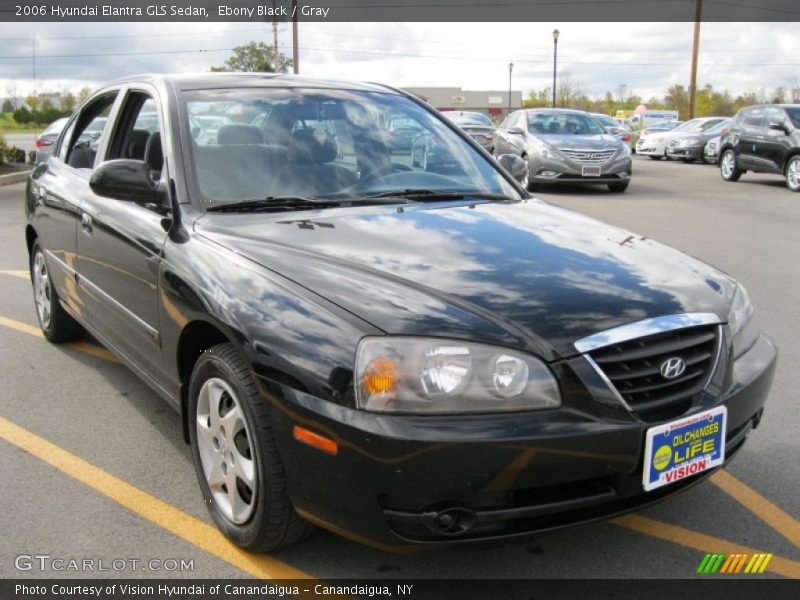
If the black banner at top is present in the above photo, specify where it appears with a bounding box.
[1,0,799,22]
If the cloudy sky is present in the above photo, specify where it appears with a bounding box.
[0,21,797,102]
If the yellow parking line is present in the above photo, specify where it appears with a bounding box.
[0,269,29,280]
[0,415,315,581]
[711,469,800,549]
[0,315,120,364]
[612,514,800,578]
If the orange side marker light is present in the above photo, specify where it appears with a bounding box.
[293,425,339,455]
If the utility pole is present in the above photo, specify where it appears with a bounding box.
[688,0,703,119]
[292,0,299,74]
[272,0,279,58]
[508,62,513,116]
[32,33,36,99]
[552,29,560,108]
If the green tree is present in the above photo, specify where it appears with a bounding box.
[2,99,12,112]
[211,42,292,73]
[664,84,689,119]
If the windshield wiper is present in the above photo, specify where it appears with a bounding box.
[362,189,513,202]
[206,196,343,213]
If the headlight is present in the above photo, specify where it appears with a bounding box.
[355,337,561,413]
[679,138,702,147]
[728,283,758,359]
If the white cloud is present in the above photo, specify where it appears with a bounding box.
[0,21,797,101]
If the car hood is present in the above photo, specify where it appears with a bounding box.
[194,200,735,360]
[536,134,620,150]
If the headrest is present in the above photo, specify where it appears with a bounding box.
[217,124,263,145]
[144,131,163,171]
[289,128,337,164]
[127,129,150,159]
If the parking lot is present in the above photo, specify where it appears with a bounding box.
[0,154,798,580]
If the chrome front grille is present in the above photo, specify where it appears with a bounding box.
[559,149,616,164]
[586,324,720,421]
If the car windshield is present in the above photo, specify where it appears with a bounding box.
[706,119,730,135]
[592,114,617,128]
[785,107,800,128]
[182,88,520,206]
[527,111,605,135]
[447,112,494,127]
[674,119,707,132]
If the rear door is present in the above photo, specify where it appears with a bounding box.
[76,86,172,389]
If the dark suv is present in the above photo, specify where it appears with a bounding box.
[719,104,800,192]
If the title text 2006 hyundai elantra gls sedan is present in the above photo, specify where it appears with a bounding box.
[25,74,776,551]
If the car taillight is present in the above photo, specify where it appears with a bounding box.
[35,138,52,149]
[721,127,729,135]
[622,133,631,142]
[485,134,495,140]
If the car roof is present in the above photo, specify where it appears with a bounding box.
[104,72,396,94]
[524,108,587,115]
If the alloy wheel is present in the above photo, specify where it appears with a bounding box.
[721,152,736,179]
[787,158,800,191]
[32,251,52,329]
[196,377,257,524]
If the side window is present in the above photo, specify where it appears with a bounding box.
[765,107,787,128]
[61,92,118,170]
[744,108,765,128]
[108,92,165,177]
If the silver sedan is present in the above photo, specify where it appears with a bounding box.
[494,108,632,192]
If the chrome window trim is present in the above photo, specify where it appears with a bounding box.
[573,312,722,354]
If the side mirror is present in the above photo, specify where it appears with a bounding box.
[508,126,526,136]
[768,121,789,134]
[89,159,158,203]
[497,154,528,184]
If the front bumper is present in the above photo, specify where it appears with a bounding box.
[667,145,704,160]
[264,334,776,548]
[636,141,666,156]
[529,153,632,186]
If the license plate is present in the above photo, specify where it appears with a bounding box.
[642,406,726,492]
[582,165,601,177]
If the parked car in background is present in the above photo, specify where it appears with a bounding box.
[667,119,731,163]
[494,108,632,192]
[443,110,496,153]
[26,73,775,552]
[631,120,682,152]
[704,136,722,164]
[637,117,727,160]
[387,116,423,152]
[34,117,70,163]
[590,112,633,150]
[719,104,800,192]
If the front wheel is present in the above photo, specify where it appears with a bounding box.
[720,149,742,182]
[608,182,629,193]
[785,156,800,192]
[188,343,314,551]
[30,241,84,343]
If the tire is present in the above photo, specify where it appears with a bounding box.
[649,155,662,161]
[188,343,314,551]
[720,149,742,182]
[785,155,800,192]
[608,182,629,193]
[30,240,84,343]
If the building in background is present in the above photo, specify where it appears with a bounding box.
[403,87,522,122]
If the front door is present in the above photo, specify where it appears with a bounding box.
[76,88,171,388]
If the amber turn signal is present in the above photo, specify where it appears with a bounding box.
[362,357,398,396]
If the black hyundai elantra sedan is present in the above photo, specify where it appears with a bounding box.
[25,74,776,551]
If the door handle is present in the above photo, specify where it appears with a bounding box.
[80,212,93,235]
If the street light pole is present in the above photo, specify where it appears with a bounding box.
[508,62,513,116]
[552,29,559,108]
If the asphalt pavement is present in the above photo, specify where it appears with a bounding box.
[0,155,798,580]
